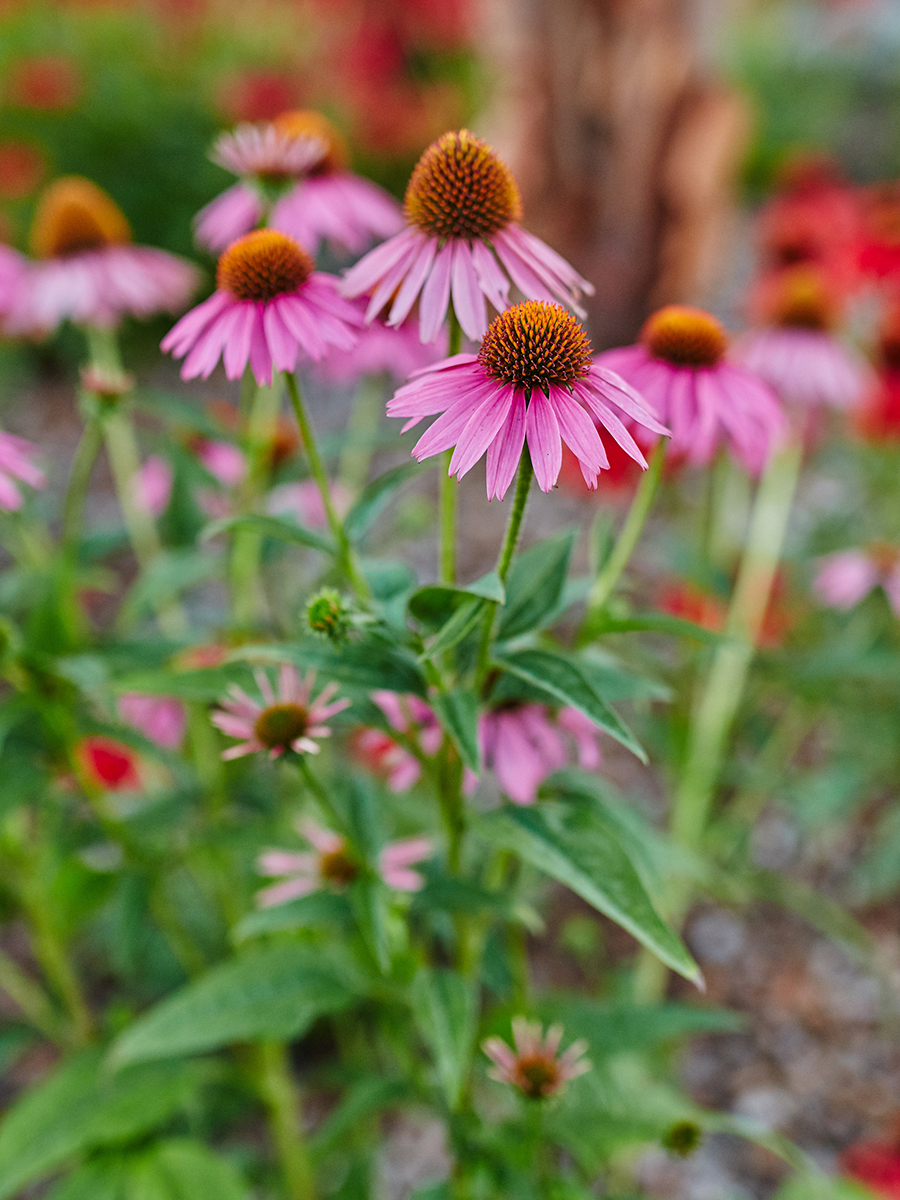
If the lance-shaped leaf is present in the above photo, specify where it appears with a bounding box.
[238,640,427,696]
[344,461,431,542]
[408,572,504,629]
[202,513,335,556]
[411,968,478,1110]
[496,530,575,641]
[431,689,481,772]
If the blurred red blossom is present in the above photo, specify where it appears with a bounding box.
[0,142,44,199]
[7,55,81,110]
[76,736,140,791]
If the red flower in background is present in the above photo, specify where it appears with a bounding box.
[216,70,302,125]
[77,736,140,791]
[0,142,44,200]
[660,576,793,649]
[856,302,900,441]
[558,437,641,499]
[859,184,900,284]
[7,55,81,111]
[842,1140,900,1199]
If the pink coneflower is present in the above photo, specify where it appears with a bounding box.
[268,479,352,529]
[256,817,432,906]
[118,694,187,750]
[350,690,443,791]
[814,543,900,616]
[211,664,350,760]
[479,702,603,806]
[0,430,45,510]
[195,111,402,256]
[737,268,869,413]
[340,129,594,343]
[194,438,247,487]
[161,229,361,386]
[7,177,198,335]
[132,455,173,518]
[389,301,666,499]
[483,1018,590,1100]
[314,303,446,385]
[597,305,785,474]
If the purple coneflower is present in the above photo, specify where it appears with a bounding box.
[479,703,603,806]
[195,111,402,256]
[118,694,186,751]
[340,129,593,342]
[0,430,45,510]
[211,664,350,760]
[483,1017,590,1100]
[161,229,361,385]
[132,455,173,518]
[388,300,666,499]
[268,479,352,529]
[313,302,446,385]
[597,305,785,474]
[814,543,900,616]
[7,177,198,335]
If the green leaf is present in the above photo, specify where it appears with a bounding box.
[586,611,719,642]
[421,598,487,660]
[408,572,504,627]
[232,892,353,942]
[476,806,700,983]
[129,1139,248,1200]
[0,1052,206,1200]
[492,647,646,762]
[113,664,258,703]
[202,513,335,555]
[431,689,481,772]
[237,640,427,697]
[119,550,221,624]
[411,968,478,1110]
[576,650,672,702]
[109,945,358,1067]
[46,1156,130,1200]
[344,462,430,542]
[312,1078,408,1160]
[496,530,575,641]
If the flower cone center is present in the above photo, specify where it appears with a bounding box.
[479,301,593,392]
[769,270,835,330]
[273,109,347,175]
[642,305,728,368]
[404,129,522,241]
[254,702,309,749]
[515,1054,559,1100]
[30,176,131,258]
[320,845,360,886]
[217,230,313,302]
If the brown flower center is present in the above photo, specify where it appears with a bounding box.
[404,129,522,241]
[254,702,309,750]
[217,230,313,302]
[273,109,347,176]
[769,269,835,331]
[30,176,130,258]
[320,844,360,886]
[478,301,593,392]
[642,305,728,368]
[515,1054,560,1100]
[867,540,900,574]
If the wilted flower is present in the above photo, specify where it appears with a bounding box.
[597,305,785,474]
[161,229,361,386]
[0,431,45,511]
[7,176,198,334]
[211,664,350,760]
[256,817,432,906]
[479,703,603,806]
[483,1017,590,1100]
[76,736,140,791]
[118,694,186,750]
[341,129,593,342]
[388,301,666,499]
[814,544,900,616]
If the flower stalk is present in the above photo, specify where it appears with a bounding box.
[253,1039,316,1200]
[439,310,462,584]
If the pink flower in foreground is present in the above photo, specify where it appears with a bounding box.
[162,229,361,386]
[256,817,432,906]
[814,544,900,616]
[313,303,446,385]
[340,129,594,343]
[479,703,603,806]
[7,177,198,335]
[118,694,187,750]
[195,111,402,256]
[483,1017,590,1100]
[389,301,666,499]
[211,664,350,760]
[132,455,173,518]
[0,430,45,510]
[597,305,785,474]
[268,479,352,529]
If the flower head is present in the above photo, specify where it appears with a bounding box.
[597,305,784,474]
[389,301,666,498]
[268,479,352,529]
[211,665,350,760]
[8,176,198,334]
[313,302,446,385]
[0,430,45,511]
[119,694,186,750]
[132,455,173,518]
[483,1018,590,1100]
[814,544,900,617]
[480,703,603,806]
[76,736,141,791]
[161,229,361,385]
[256,817,432,906]
[340,129,593,342]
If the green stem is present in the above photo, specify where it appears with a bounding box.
[22,895,93,1044]
[253,1039,315,1200]
[284,371,370,599]
[439,312,463,585]
[338,374,385,494]
[231,379,283,628]
[61,418,103,557]
[475,451,534,688]
[583,437,666,629]
[634,440,802,1002]
[0,946,68,1045]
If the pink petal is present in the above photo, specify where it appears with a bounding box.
[524,392,563,492]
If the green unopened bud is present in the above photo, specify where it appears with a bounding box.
[307,589,349,642]
[662,1120,702,1158]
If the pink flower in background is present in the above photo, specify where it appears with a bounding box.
[268,479,352,528]
[256,817,432,906]
[483,1018,591,1100]
[0,431,45,510]
[314,304,446,385]
[194,439,247,487]
[340,130,593,343]
[162,229,361,386]
[8,177,198,335]
[118,694,187,750]
[350,692,441,792]
[389,301,666,499]
[814,544,900,615]
[0,245,26,321]
[479,703,603,806]
[211,664,350,760]
[133,455,173,518]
